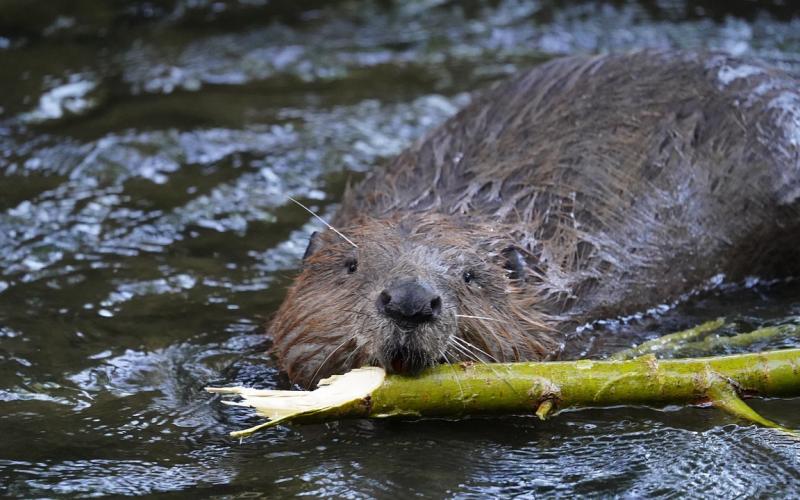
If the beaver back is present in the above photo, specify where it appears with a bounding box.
[339,51,800,322]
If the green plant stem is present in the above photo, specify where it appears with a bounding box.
[209,348,800,437]
[610,318,726,360]
[667,324,800,358]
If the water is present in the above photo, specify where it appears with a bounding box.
[1,1,799,497]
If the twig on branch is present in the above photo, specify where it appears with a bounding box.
[610,318,726,360]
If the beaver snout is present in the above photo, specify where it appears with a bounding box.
[376,278,442,326]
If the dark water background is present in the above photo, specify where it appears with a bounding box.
[2,0,800,497]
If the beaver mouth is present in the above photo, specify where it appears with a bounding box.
[390,354,409,374]
[380,319,447,375]
[384,345,434,375]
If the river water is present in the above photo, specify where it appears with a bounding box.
[1,1,799,497]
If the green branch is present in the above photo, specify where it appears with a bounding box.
[208,348,800,438]
[610,319,799,360]
[610,318,726,360]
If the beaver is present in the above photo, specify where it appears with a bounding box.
[269,51,800,387]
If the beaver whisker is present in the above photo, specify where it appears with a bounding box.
[447,336,484,364]
[454,314,508,323]
[449,336,521,396]
[287,195,358,248]
[341,314,372,369]
[447,338,512,389]
[453,311,522,361]
[307,333,359,388]
[440,349,466,401]
[341,340,366,372]
[451,335,500,363]
[451,310,511,360]
[341,341,365,369]
[447,344,478,365]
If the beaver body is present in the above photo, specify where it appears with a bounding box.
[271,51,800,386]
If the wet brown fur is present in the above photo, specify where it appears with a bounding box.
[270,51,800,386]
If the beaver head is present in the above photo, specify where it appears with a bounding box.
[268,212,557,387]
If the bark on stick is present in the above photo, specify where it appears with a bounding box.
[208,348,800,438]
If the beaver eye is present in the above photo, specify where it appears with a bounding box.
[463,270,474,283]
[345,258,358,274]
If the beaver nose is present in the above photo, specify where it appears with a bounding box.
[377,280,442,324]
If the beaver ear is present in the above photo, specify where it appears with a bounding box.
[302,231,323,261]
[501,245,527,281]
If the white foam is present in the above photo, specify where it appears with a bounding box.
[717,64,763,86]
[21,77,97,123]
[769,91,800,148]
